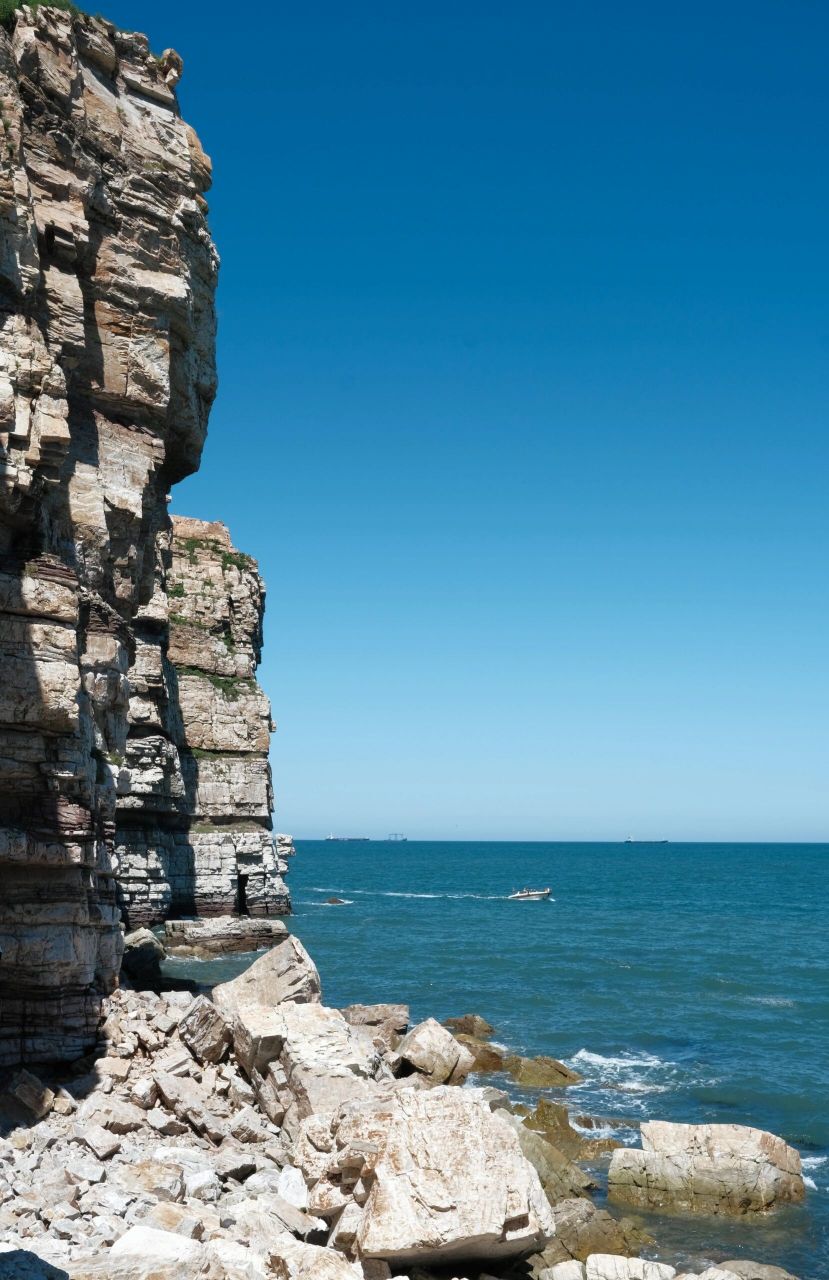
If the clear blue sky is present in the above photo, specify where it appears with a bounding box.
[112,1,827,841]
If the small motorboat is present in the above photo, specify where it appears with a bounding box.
[508,887,552,901]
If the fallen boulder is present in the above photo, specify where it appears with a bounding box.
[5,1069,55,1120]
[228,1001,381,1138]
[341,1004,409,1034]
[585,1257,676,1280]
[121,928,165,987]
[526,1098,621,1159]
[213,932,321,1015]
[608,1120,804,1215]
[293,1084,555,1266]
[396,1017,475,1084]
[178,995,231,1064]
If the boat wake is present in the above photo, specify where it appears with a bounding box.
[308,887,504,901]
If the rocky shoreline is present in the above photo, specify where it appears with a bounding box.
[0,920,803,1280]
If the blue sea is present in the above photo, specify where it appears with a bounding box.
[167,841,829,1277]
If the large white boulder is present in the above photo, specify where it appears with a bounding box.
[608,1121,804,1215]
[227,1001,381,1138]
[212,932,321,1016]
[396,1017,475,1084]
[293,1084,555,1266]
[585,1257,676,1280]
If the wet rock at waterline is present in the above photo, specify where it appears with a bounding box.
[608,1121,804,1215]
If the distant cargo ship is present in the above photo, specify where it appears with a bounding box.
[624,836,669,844]
[387,833,408,842]
[325,834,370,842]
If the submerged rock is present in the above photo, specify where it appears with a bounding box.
[444,1013,495,1039]
[526,1098,621,1160]
[719,1265,799,1280]
[608,1121,804,1215]
[455,1032,506,1072]
[505,1054,583,1088]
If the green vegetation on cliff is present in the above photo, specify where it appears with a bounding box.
[0,1,80,33]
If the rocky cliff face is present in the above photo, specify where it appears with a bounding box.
[0,7,282,1067]
[116,516,290,925]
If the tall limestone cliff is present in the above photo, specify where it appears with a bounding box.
[116,515,290,925]
[0,7,285,1067]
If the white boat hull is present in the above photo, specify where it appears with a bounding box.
[508,889,552,901]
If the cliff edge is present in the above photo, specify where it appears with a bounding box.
[0,6,284,1067]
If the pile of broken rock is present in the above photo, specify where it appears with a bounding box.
[0,927,802,1280]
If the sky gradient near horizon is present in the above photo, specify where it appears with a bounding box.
[110,1,827,841]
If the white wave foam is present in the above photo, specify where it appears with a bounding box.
[802,1156,828,1169]
[745,995,796,1007]
[570,1119,627,1140]
[571,1049,669,1070]
[804,1176,818,1191]
[616,1081,670,1094]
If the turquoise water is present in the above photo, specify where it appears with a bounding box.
[169,841,829,1277]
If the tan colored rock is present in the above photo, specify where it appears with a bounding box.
[293,1085,556,1266]
[178,995,231,1063]
[444,1013,494,1038]
[508,1115,596,1204]
[505,1054,583,1088]
[526,1099,621,1160]
[455,1032,505,1072]
[608,1121,804,1215]
[585,1259,675,1280]
[342,1004,410,1033]
[268,1233,368,1278]
[121,928,165,985]
[6,1068,55,1119]
[213,932,321,1017]
[229,1001,379,1138]
[540,1198,643,1262]
[397,1018,475,1084]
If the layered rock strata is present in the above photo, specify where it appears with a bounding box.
[0,7,216,1064]
[115,517,290,927]
[608,1121,804,1215]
